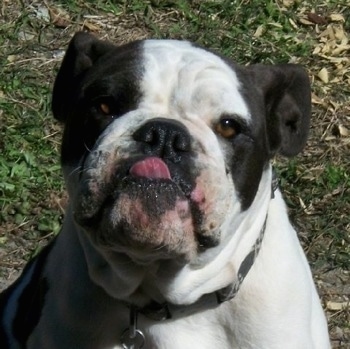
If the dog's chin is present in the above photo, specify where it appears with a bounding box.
[74,177,198,262]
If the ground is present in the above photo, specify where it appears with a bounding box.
[0,0,349,347]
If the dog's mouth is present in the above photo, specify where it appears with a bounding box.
[73,156,216,262]
[129,157,171,180]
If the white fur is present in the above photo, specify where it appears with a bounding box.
[110,184,329,349]
[140,40,250,124]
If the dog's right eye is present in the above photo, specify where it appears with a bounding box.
[92,96,115,116]
[99,102,110,115]
[215,118,241,139]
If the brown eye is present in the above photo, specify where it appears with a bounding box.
[99,103,110,115]
[92,96,115,116]
[215,118,239,139]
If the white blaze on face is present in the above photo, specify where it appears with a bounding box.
[137,40,252,223]
[138,40,252,174]
[140,40,251,124]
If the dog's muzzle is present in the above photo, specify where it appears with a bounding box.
[73,117,226,264]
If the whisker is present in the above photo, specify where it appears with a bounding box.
[68,166,82,178]
[84,142,92,153]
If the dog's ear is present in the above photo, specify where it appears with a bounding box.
[247,64,311,157]
[52,32,115,122]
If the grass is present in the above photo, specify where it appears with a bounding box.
[0,0,349,345]
[0,64,62,232]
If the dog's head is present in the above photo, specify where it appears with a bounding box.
[52,32,310,301]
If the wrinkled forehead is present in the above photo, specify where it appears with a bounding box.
[139,40,250,122]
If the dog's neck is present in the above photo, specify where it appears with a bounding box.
[119,169,278,347]
[133,215,269,322]
[134,168,278,320]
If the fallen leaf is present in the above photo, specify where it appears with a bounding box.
[35,5,50,23]
[299,17,314,26]
[282,0,295,7]
[334,26,347,41]
[329,13,345,23]
[339,125,350,137]
[268,22,283,29]
[332,45,350,56]
[254,25,264,38]
[318,67,329,83]
[289,18,298,29]
[53,17,70,29]
[313,45,321,54]
[326,301,349,311]
[319,26,335,40]
[311,93,327,106]
[48,6,71,28]
[18,31,35,41]
[83,21,101,32]
[299,197,306,210]
[325,135,336,141]
[7,55,17,63]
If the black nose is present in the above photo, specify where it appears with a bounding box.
[133,118,191,162]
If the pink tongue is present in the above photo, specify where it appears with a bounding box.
[130,157,171,179]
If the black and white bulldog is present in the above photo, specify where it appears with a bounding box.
[0,32,330,348]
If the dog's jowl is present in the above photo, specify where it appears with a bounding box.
[0,32,331,348]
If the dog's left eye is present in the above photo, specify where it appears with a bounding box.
[215,118,240,139]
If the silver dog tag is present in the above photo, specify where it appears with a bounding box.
[121,306,145,349]
[121,328,145,349]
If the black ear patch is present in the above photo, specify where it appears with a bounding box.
[248,64,311,157]
[52,32,116,122]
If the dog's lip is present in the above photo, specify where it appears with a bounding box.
[129,157,171,180]
[75,157,196,227]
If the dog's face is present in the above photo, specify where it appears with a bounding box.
[52,33,310,301]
